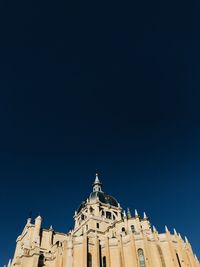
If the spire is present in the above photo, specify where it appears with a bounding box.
[135,209,139,217]
[185,236,189,243]
[127,208,131,219]
[93,172,102,192]
[123,210,126,218]
[153,225,157,232]
[7,259,12,267]
[26,211,32,225]
[27,217,31,225]
[165,225,169,232]
[143,212,147,220]
[174,228,177,235]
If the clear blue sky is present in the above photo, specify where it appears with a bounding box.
[0,0,200,265]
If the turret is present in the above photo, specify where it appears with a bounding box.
[134,209,141,232]
[26,217,31,225]
[33,215,42,245]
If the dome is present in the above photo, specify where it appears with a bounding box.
[77,191,118,213]
[89,191,118,207]
[77,173,119,213]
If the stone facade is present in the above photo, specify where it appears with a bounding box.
[7,174,199,267]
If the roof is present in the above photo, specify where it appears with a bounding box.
[77,191,119,213]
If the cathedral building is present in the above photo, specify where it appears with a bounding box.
[7,174,199,267]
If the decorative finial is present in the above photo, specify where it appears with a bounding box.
[153,225,157,232]
[173,228,177,235]
[143,212,147,219]
[123,210,126,218]
[27,217,31,224]
[165,225,169,232]
[27,211,32,224]
[7,259,12,267]
[127,208,131,219]
[36,214,42,220]
[135,209,138,217]
[185,236,188,243]
[178,232,182,239]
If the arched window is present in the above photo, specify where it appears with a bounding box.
[157,245,166,267]
[131,225,135,233]
[106,212,111,219]
[138,249,146,267]
[121,227,126,235]
[87,252,92,267]
[176,253,182,267]
[103,256,106,267]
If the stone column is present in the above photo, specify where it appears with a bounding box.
[83,235,87,267]
[118,235,125,267]
[142,232,153,267]
[130,233,139,267]
[94,236,100,267]
[165,228,179,267]
[105,237,111,267]
[67,239,73,267]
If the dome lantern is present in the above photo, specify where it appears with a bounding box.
[93,172,102,192]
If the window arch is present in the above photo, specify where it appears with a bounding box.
[106,211,111,219]
[121,227,126,235]
[138,249,146,267]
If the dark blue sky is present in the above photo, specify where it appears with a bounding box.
[0,0,200,265]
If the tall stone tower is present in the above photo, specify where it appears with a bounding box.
[8,173,200,267]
